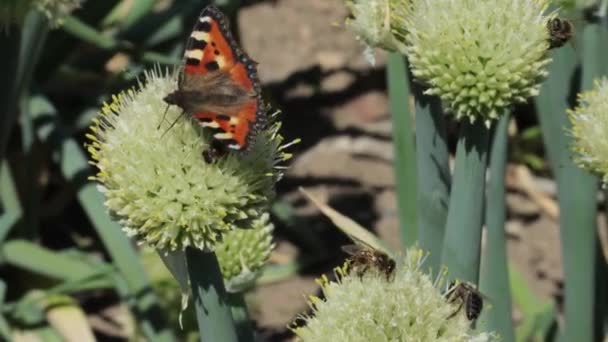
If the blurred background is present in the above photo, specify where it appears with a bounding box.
[0,0,600,341]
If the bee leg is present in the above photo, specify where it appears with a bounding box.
[356,264,369,278]
[444,281,457,297]
[446,300,464,320]
[346,260,357,277]
[447,294,459,304]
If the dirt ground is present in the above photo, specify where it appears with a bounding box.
[236,0,575,338]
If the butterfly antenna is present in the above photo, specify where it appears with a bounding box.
[157,104,171,130]
[160,110,186,138]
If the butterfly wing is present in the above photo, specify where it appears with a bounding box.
[182,5,264,150]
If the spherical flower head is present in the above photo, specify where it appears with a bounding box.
[405,0,553,125]
[345,0,409,64]
[568,78,608,182]
[292,248,497,341]
[87,68,292,252]
[216,212,275,292]
[0,0,80,28]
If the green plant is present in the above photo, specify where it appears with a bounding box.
[332,0,608,341]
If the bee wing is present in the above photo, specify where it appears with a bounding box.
[350,235,379,250]
[444,281,489,300]
[342,235,382,253]
[341,244,364,256]
[466,284,492,303]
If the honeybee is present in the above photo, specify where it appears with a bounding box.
[341,243,396,281]
[445,281,485,321]
[547,17,574,49]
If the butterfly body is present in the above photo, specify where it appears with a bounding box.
[164,5,265,151]
[164,71,255,118]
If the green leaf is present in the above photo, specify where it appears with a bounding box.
[441,120,491,284]
[535,22,602,342]
[0,280,10,340]
[412,78,451,275]
[61,15,119,50]
[1,240,112,288]
[387,53,417,249]
[0,161,22,243]
[299,187,395,258]
[120,0,156,29]
[510,263,556,341]
[479,113,514,341]
[226,292,255,342]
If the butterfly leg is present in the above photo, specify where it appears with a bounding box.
[160,110,186,138]
[202,140,228,163]
[157,104,171,130]
[203,140,228,164]
[356,263,369,278]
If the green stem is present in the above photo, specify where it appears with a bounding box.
[227,292,255,342]
[441,120,491,284]
[554,160,597,342]
[535,21,602,342]
[479,113,514,340]
[412,81,450,275]
[186,248,238,342]
[387,53,417,249]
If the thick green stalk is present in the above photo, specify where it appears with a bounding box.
[387,53,417,249]
[227,292,255,342]
[412,81,451,274]
[186,248,238,342]
[479,113,514,341]
[441,120,491,284]
[535,26,599,341]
